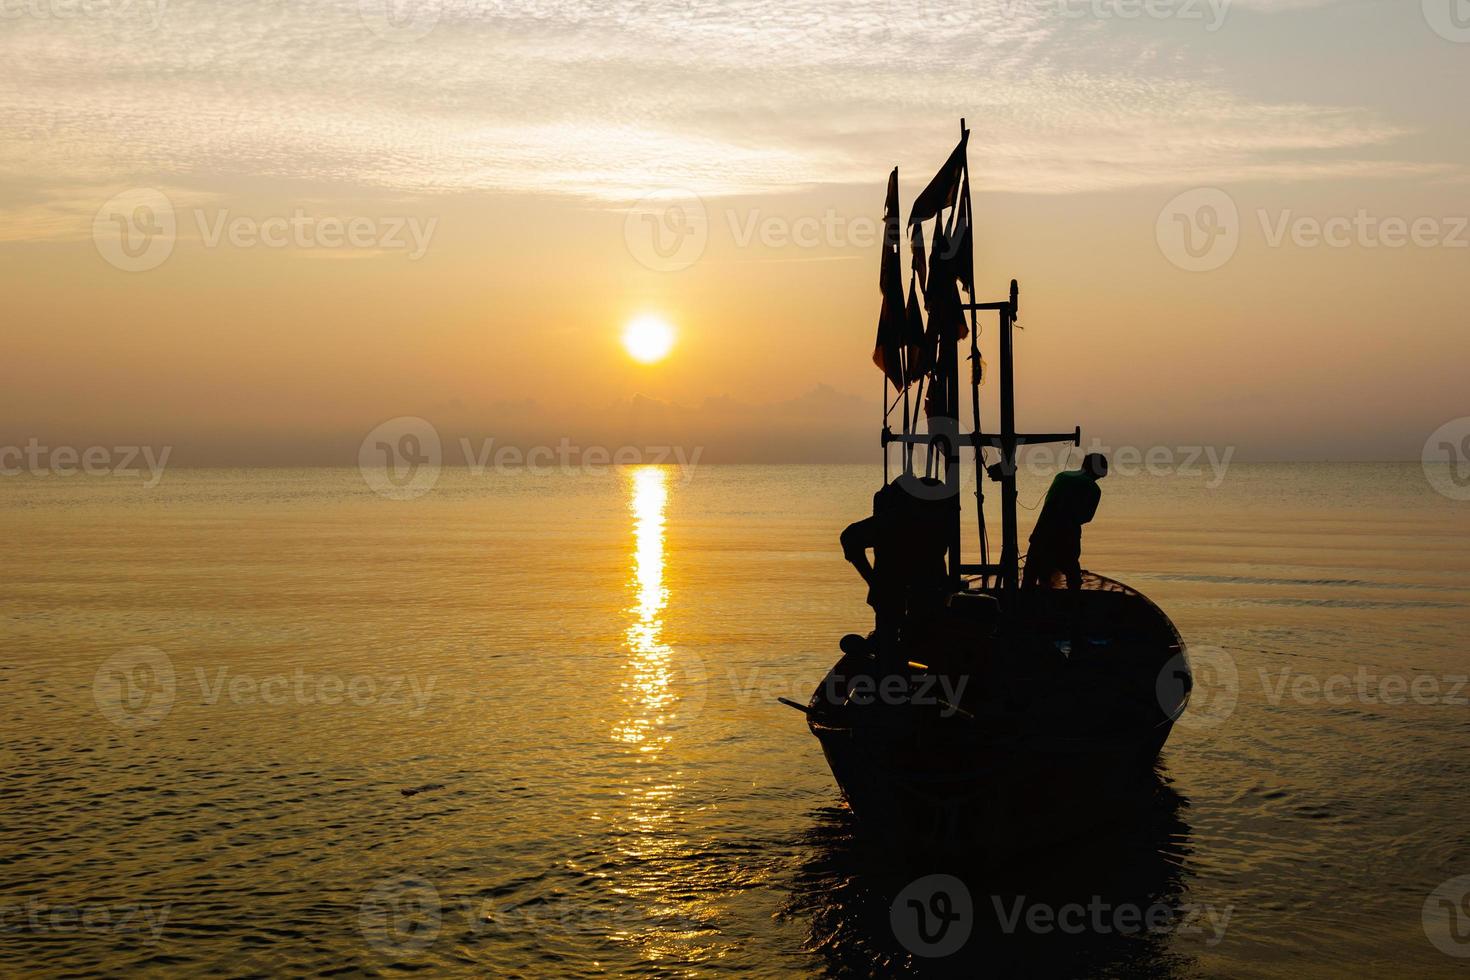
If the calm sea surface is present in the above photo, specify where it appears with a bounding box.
[3,463,1469,977]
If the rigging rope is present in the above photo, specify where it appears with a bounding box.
[1017,444,1079,511]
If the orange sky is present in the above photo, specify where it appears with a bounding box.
[2,1,1467,462]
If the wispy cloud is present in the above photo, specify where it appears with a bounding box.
[0,0,1455,225]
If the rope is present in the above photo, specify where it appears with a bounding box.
[1017,444,1079,511]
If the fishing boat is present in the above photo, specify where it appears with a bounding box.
[788,122,1193,857]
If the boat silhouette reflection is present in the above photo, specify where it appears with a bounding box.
[783,768,1195,977]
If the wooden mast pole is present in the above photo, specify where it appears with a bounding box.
[882,365,890,484]
[941,130,964,591]
[999,278,1020,593]
[960,118,987,588]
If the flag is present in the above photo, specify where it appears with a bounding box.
[872,168,906,391]
[925,222,968,343]
[950,176,974,298]
[903,277,929,384]
[908,131,969,227]
[910,221,927,293]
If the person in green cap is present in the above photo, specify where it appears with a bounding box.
[1022,452,1108,591]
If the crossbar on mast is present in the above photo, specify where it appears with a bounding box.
[881,120,1081,601]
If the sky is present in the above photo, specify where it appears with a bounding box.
[2,0,1467,463]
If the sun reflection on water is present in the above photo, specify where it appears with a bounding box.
[608,467,720,958]
[614,466,675,753]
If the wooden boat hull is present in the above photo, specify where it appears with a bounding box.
[805,574,1189,857]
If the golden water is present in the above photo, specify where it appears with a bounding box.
[3,463,1469,976]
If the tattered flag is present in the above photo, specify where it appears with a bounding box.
[872,167,907,391]
[910,221,927,293]
[908,131,969,227]
[903,277,929,384]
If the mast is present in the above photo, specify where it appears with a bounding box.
[960,120,987,585]
[879,121,1080,600]
[941,246,962,592]
[997,279,1018,593]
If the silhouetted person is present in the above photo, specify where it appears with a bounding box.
[1022,452,1108,591]
[841,474,950,663]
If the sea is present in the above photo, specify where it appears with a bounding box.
[3,462,1469,977]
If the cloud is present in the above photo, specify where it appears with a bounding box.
[0,0,1456,224]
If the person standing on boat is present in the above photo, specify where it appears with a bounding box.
[1022,452,1109,591]
[840,473,951,660]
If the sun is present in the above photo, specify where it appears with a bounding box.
[622,315,676,364]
